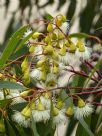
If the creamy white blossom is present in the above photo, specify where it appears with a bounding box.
[32,109,50,122]
[12,111,30,127]
[74,103,93,119]
[40,96,51,109]
[30,69,42,80]
[11,97,27,105]
[75,47,91,60]
[53,109,67,126]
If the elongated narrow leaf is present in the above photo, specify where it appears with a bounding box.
[0,25,29,68]
[5,119,16,136]
[0,99,11,108]
[84,59,102,88]
[69,33,90,39]
[31,116,39,136]
[15,31,34,52]
[78,119,94,136]
[0,81,26,90]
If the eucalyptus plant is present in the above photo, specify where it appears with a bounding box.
[0,14,102,136]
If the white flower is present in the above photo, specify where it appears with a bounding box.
[60,21,70,35]
[40,96,51,109]
[59,53,69,66]
[32,109,50,122]
[12,111,30,127]
[74,103,93,119]
[11,97,26,105]
[75,47,91,60]
[53,109,67,126]
[30,69,41,80]
[46,73,57,87]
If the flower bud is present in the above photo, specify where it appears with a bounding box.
[29,46,35,53]
[21,58,28,72]
[0,119,5,133]
[52,107,59,116]
[56,100,64,109]
[78,98,85,108]
[65,107,74,117]
[21,105,31,117]
[32,32,42,39]
[37,101,45,111]
[20,90,31,97]
[69,43,76,53]
[40,71,47,81]
[47,23,53,32]
[44,36,51,43]
[59,47,66,56]
[36,59,45,67]
[51,33,57,40]
[44,45,53,55]
[53,65,59,74]
[31,102,36,110]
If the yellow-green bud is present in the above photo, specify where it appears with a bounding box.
[44,45,53,55]
[58,32,64,39]
[65,107,74,117]
[59,46,66,56]
[0,119,5,133]
[65,40,70,47]
[20,90,30,97]
[69,43,76,53]
[31,102,36,110]
[40,71,47,81]
[32,32,42,39]
[47,23,53,32]
[44,36,51,43]
[62,15,66,22]
[37,101,45,111]
[37,60,45,67]
[53,65,59,74]
[21,58,28,72]
[78,98,85,108]
[51,33,57,40]
[29,46,35,53]
[56,100,64,109]
[52,107,59,116]
[43,92,51,99]
[21,105,30,116]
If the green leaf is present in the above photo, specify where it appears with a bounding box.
[15,31,34,52]
[0,81,26,90]
[76,116,91,136]
[84,59,102,88]
[0,99,11,108]
[65,118,78,136]
[0,25,29,68]
[78,119,94,136]
[5,119,16,136]
[69,33,90,39]
[11,102,28,111]
[31,116,39,136]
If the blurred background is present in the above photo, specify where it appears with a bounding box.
[0,0,102,135]
[0,0,102,51]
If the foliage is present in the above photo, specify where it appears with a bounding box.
[0,14,102,136]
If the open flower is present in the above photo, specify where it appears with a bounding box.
[12,111,30,127]
[74,99,93,119]
[32,101,50,122]
[52,107,67,126]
